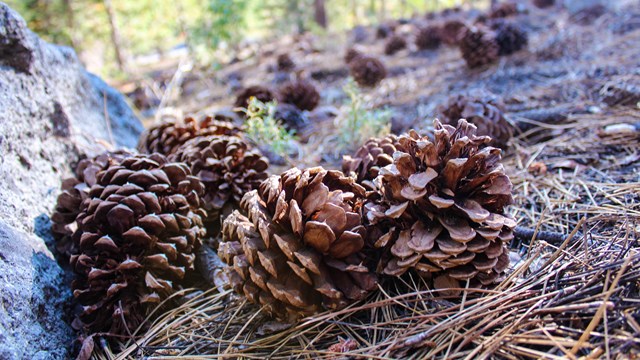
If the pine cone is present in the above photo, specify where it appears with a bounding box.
[137,117,241,156]
[274,103,309,132]
[489,3,518,19]
[367,120,515,289]
[169,136,269,232]
[277,53,296,72]
[415,26,442,50]
[384,35,407,55]
[376,23,395,39]
[278,80,320,111]
[234,85,278,110]
[458,26,499,69]
[533,0,554,8]
[492,21,528,56]
[342,135,399,191]
[349,56,387,88]
[344,48,363,64]
[438,94,513,148]
[70,154,207,336]
[219,167,377,321]
[52,151,133,257]
[441,20,466,45]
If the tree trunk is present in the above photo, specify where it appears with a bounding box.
[103,0,128,73]
[314,0,327,28]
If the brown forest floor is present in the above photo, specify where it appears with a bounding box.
[104,2,640,359]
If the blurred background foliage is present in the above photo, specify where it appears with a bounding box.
[7,0,463,80]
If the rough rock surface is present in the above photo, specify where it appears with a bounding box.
[0,3,143,358]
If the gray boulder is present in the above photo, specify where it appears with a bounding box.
[0,3,143,358]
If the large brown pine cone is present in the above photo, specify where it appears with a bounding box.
[438,94,514,148]
[218,167,377,321]
[278,80,321,111]
[384,35,407,55]
[458,26,499,69]
[276,53,296,72]
[70,154,207,336]
[492,21,528,56]
[52,151,133,257]
[441,20,467,45]
[169,136,269,233]
[366,120,515,289]
[137,117,241,156]
[234,85,278,110]
[415,26,442,50]
[349,56,387,88]
[342,135,399,191]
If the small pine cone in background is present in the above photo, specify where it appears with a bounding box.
[376,23,395,39]
[458,26,499,69]
[489,2,518,19]
[532,0,554,8]
[441,20,467,45]
[218,167,377,321]
[384,35,407,55]
[344,48,363,64]
[137,116,242,156]
[342,135,399,191]
[438,94,514,148]
[367,120,515,289]
[234,85,278,110]
[51,150,133,257]
[70,154,207,336]
[415,26,442,50]
[349,56,387,88]
[274,103,309,133]
[491,21,528,56]
[278,79,321,111]
[169,136,269,233]
[276,53,296,72]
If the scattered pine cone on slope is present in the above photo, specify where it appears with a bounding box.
[349,56,387,88]
[458,26,499,69]
[376,23,395,39]
[441,20,467,45]
[52,150,133,257]
[137,116,241,156]
[384,35,407,55]
[366,120,515,289]
[169,136,269,233]
[218,167,377,321]
[342,135,399,191]
[415,26,442,50]
[234,85,278,111]
[438,94,514,148]
[344,48,363,64]
[278,79,321,111]
[70,154,207,336]
[276,53,295,72]
[491,21,528,56]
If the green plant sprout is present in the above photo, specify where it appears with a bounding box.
[244,98,296,159]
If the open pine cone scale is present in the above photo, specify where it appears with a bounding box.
[367,120,515,286]
[219,167,378,321]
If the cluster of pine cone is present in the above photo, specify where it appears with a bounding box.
[53,115,516,336]
[52,116,271,337]
[220,119,516,322]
